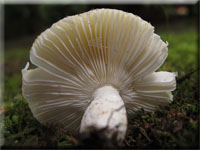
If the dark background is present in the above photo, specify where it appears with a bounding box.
[4,4,198,48]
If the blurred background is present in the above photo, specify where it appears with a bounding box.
[4,5,197,48]
[2,4,199,148]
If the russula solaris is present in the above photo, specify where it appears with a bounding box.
[22,9,176,143]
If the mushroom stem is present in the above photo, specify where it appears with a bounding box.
[80,85,127,143]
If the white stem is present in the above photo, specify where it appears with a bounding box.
[80,85,127,143]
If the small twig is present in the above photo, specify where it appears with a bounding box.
[139,127,151,142]
[176,68,200,84]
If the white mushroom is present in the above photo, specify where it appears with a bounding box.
[22,9,176,143]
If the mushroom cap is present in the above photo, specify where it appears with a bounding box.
[22,9,176,130]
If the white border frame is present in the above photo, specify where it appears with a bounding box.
[1,0,199,4]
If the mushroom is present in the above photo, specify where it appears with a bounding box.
[22,9,176,144]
